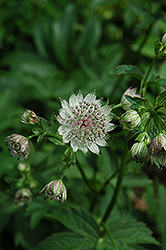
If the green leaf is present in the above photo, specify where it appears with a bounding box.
[109,65,144,80]
[31,232,97,250]
[62,146,76,167]
[48,137,63,146]
[148,76,166,88]
[125,96,153,110]
[40,117,56,133]
[33,20,51,60]
[122,173,152,187]
[46,205,100,238]
[105,211,160,249]
[51,5,76,68]
[75,17,101,56]
[155,91,166,108]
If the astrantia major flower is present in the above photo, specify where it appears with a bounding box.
[149,133,166,168]
[57,91,116,155]
[15,188,32,207]
[121,87,141,110]
[20,109,38,125]
[5,134,30,161]
[40,180,67,203]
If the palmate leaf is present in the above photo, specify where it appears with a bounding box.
[125,96,153,110]
[155,91,166,108]
[30,206,159,250]
[31,232,97,250]
[109,65,144,80]
[46,205,100,238]
[105,212,160,250]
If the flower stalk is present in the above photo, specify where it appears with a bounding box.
[139,57,157,97]
[100,138,129,225]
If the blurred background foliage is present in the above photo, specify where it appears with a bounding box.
[1,0,166,249]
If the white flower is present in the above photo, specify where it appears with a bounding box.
[57,91,115,155]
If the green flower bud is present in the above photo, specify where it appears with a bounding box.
[120,110,141,131]
[121,87,141,110]
[130,141,149,163]
[5,134,30,161]
[20,109,38,125]
[40,180,67,203]
[149,133,166,168]
[155,33,166,56]
[15,188,32,207]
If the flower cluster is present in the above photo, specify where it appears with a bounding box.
[5,134,30,161]
[57,91,116,155]
[40,180,67,203]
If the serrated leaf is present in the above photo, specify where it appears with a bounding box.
[46,205,100,238]
[105,211,159,249]
[155,91,166,108]
[109,65,144,80]
[40,117,56,133]
[31,232,97,250]
[125,96,153,110]
[148,76,166,88]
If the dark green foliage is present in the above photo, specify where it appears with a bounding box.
[1,0,166,250]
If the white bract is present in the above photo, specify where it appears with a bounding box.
[57,91,115,155]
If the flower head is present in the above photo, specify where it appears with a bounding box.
[5,134,30,161]
[57,91,115,155]
[162,33,166,47]
[20,109,38,125]
[40,180,67,203]
[120,110,141,131]
[15,188,32,207]
[149,133,166,168]
[121,87,141,110]
[130,141,149,163]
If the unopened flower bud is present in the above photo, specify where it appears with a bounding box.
[15,188,32,207]
[5,134,30,161]
[130,141,149,163]
[40,180,67,203]
[135,132,151,144]
[120,110,141,131]
[18,163,30,172]
[121,87,141,110]
[155,33,166,56]
[162,33,166,47]
[20,109,38,125]
[149,133,166,168]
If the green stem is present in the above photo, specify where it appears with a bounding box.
[112,103,122,110]
[100,140,129,225]
[139,57,157,97]
[89,169,119,213]
[103,224,120,250]
[76,157,95,192]
[27,134,39,140]
[45,132,62,141]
